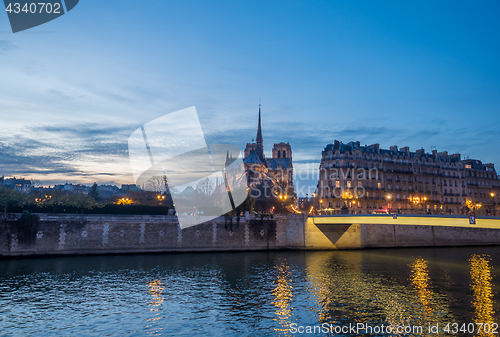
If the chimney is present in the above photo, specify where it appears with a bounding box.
[416,148,425,157]
[369,143,380,153]
[334,140,340,151]
[400,146,410,156]
[432,149,437,159]
[389,145,398,152]
[437,151,448,159]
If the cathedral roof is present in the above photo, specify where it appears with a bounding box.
[266,158,292,170]
[243,150,264,165]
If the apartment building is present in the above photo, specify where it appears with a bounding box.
[317,141,500,215]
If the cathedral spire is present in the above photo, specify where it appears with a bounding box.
[256,103,263,146]
[254,102,265,161]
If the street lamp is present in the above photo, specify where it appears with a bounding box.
[491,193,496,216]
[386,195,392,213]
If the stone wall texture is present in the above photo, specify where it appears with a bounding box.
[1,214,500,257]
[0,214,306,256]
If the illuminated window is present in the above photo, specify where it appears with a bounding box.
[335,181,340,188]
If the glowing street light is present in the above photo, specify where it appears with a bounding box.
[491,193,496,216]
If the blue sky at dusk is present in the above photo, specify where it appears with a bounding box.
[1,0,499,195]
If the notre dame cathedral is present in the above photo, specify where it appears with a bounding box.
[243,105,295,199]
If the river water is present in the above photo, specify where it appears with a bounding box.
[0,247,499,336]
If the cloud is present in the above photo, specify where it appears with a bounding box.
[0,40,15,54]
[0,122,137,184]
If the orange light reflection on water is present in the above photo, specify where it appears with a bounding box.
[146,279,165,336]
[470,254,495,337]
[272,263,294,335]
[409,258,433,317]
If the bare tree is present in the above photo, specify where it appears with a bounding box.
[146,175,169,193]
[196,178,215,198]
[194,178,217,207]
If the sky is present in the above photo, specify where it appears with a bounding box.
[1,0,499,196]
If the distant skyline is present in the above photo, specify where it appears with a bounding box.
[1,1,499,195]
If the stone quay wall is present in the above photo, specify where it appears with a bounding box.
[1,214,500,257]
[0,214,306,257]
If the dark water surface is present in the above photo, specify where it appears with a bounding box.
[1,247,499,336]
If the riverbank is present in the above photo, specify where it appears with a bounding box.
[1,214,500,257]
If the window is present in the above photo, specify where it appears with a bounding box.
[283,150,286,158]
[377,183,381,189]
[277,150,281,158]
[335,181,340,188]
[347,181,352,188]
[358,181,363,188]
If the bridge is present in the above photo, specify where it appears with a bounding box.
[305,215,500,250]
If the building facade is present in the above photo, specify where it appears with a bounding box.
[317,141,500,215]
[0,176,32,193]
[243,105,294,198]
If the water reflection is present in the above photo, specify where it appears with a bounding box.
[146,279,164,336]
[470,254,495,336]
[409,258,433,317]
[0,248,499,336]
[272,263,293,335]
